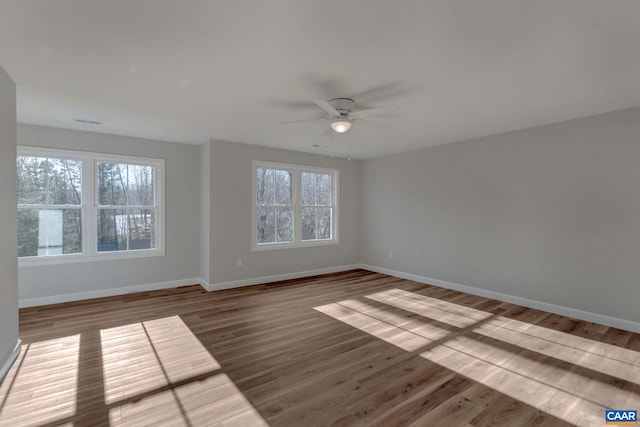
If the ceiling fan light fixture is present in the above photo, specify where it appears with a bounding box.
[330,119,351,133]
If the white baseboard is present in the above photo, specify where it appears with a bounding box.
[358,264,640,334]
[0,339,22,386]
[204,264,360,292]
[19,278,203,308]
[18,264,361,307]
[197,277,211,290]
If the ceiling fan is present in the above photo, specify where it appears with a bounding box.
[283,98,400,134]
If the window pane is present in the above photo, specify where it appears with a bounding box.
[301,172,315,206]
[316,173,332,206]
[128,209,155,250]
[17,155,47,204]
[18,208,82,257]
[48,158,82,205]
[63,209,83,254]
[256,168,275,205]
[302,172,332,206]
[275,207,293,242]
[98,163,127,206]
[318,207,332,239]
[302,207,316,241]
[274,170,292,205]
[18,156,83,205]
[98,209,128,252]
[17,208,38,257]
[127,165,155,206]
[257,207,275,244]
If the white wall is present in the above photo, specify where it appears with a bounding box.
[200,140,211,283]
[0,65,19,380]
[208,139,360,286]
[361,107,640,324]
[18,124,201,304]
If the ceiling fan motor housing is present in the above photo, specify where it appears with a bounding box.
[329,98,355,118]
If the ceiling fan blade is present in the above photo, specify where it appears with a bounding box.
[279,118,327,125]
[312,99,340,117]
[351,105,401,119]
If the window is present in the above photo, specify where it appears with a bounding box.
[253,161,338,250]
[17,147,164,265]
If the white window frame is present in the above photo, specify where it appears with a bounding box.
[252,160,339,251]
[18,146,165,266]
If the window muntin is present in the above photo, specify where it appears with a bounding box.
[253,161,338,250]
[17,147,164,264]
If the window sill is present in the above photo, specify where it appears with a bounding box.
[251,239,339,252]
[18,249,165,267]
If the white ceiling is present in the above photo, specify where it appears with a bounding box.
[1,1,640,159]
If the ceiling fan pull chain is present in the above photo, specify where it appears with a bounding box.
[330,132,335,158]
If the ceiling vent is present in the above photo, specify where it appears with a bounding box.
[73,118,102,125]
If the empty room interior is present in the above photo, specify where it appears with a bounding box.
[1,2,640,426]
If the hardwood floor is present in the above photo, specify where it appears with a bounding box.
[1,269,639,426]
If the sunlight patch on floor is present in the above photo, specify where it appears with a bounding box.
[100,322,169,403]
[315,288,640,427]
[475,316,640,385]
[420,336,606,427]
[366,288,492,328]
[109,373,269,426]
[108,385,183,426]
[0,335,79,427]
[337,298,453,340]
[315,300,434,351]
[174,373,269,427]
[101,315,269,425]
[100,315,221,404]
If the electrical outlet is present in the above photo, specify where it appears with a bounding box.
[237,258,243,267]
[389,251,393,259]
